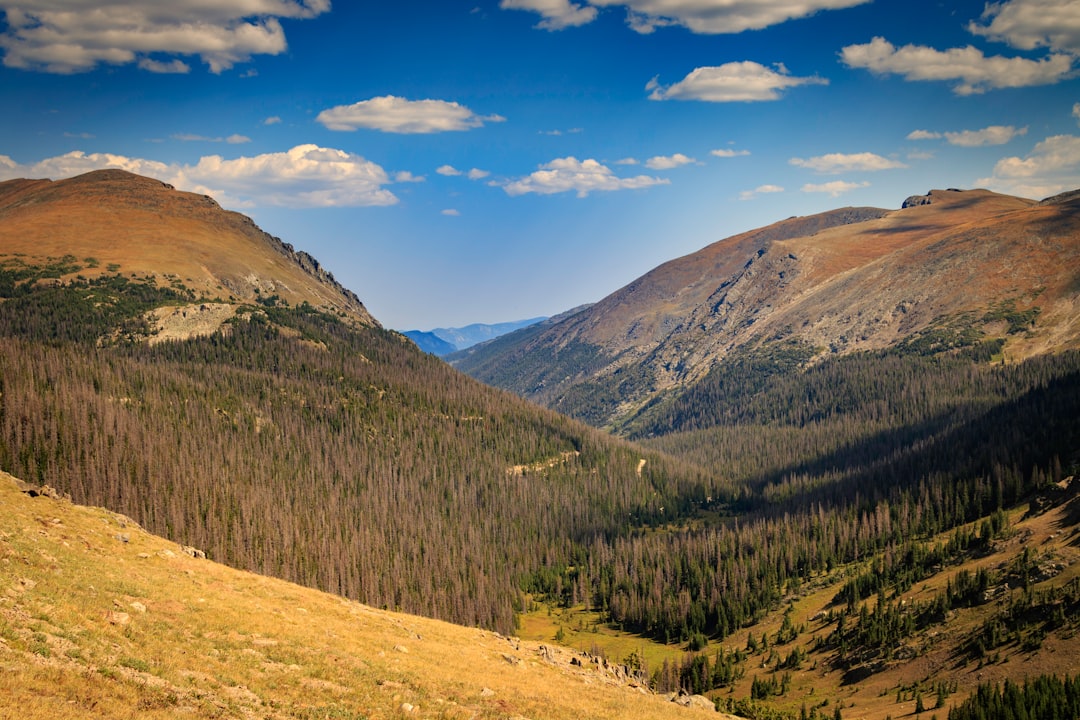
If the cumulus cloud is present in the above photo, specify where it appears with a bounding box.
[467,168,490,180]
[436,165,462,176]
[648,61,827,102]
[908,125,1029,146]
[645,153,696,169]
[503,156,669,197]
[739,184,784,200]
[801,180,869,196]
[441,208,461,216]
[502,0,870,34]
[1073,103,1080,124]
[138,58,190,74]
[316,96,505,134]
[0,0,329,74]
[840,37,1075,95]
[264,116,282,125]
[0,144,401,208]
[945,125,1028,147]
[970,0,1080,55]
[500,0,597,29]
[977,134,1080,198]
[789,152,905,174]
[711,148,750,157]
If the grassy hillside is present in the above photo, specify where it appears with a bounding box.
[0,471,728,720]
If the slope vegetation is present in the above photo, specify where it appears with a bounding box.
[0,170,711,635]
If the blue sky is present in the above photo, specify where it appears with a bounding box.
[1,1,1078,330]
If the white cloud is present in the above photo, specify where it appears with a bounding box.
[394,171,425,183]
[441,208,461,216]
[1073,103,1080,125]
[645,153,696,169]
[908,125,1029,146]
[648,61,827,102]
[172,133,252,144]
[840,37,1075,95]
[436,165,462,176]
[467,168,490,180]
[1,150,175,182]
[790,152,906,174]
[739,184,784,200]
[138,58,190,74]
[615,157,640,165]
[0,144,400,208]
[0,0,329,74]
[711,148,750,157]
[263,116,282,125]
[944,125,1028,147]
[801,180,869,197]
[503,156,669,197]
[316,96,505,134]
[977,134,1080,198]
[510,0,872,34]
[970,0,1080,55]
[500,0,598,29]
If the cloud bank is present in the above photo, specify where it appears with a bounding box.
[0,0,329,73]
[0,144,401,208]
[978,134,1080,199]
[841,37,1074,95]
[503,0,870,34]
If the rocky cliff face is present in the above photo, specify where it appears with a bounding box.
[455,188,1080,428]
[0,169,378,327]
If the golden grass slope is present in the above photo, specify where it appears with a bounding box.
[0,170,377,327]
[0,472,729,720]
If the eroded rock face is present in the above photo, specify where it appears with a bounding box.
[902,193,933,208]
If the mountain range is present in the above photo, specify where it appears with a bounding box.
[2,170,1079,719]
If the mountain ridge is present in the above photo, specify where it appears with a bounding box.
[0,169,378,328]
[454,188,1080,429]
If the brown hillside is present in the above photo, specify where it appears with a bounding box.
[458,188,1080,426]
[0,170,377,327]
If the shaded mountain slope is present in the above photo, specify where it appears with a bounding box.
[454,189,1080,429]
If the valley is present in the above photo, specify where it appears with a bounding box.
[1,170,1078,719]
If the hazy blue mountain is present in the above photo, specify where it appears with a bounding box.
[401,330,457,356]
[403,317,547,355]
